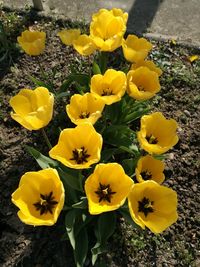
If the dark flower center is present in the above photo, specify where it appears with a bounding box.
[101,89,113,96]
[33,191,58,215]
[70,146,90,164]
[146,134,158,144]
[138,85,145,92]
[138,197,154,217]
[95,183,116,203]
[140,170,152,180]
[79,111,90,119]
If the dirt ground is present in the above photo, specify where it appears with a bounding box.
[0,9,200,267]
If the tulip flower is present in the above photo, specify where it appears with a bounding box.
[57,29,81,45]
[85,163,133,215]
[66,93,105,125]
[17,30,46,56]
[12,168,65,226]
[49,123,103,169]
[137,112,179,154]
[135,155,165,184]
[131,60,163,76]
[90,8,128,52]
[10,87,54,131]
[127,67,160,100]
[73,34,97,56]
[122,35,152,63]
[90,69,127,105]
[128,180,178,233]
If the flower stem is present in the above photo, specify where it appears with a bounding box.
[41,128,52,149]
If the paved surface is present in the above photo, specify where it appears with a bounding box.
[1,0,200,47]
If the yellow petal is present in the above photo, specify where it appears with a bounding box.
[57,29,81,45]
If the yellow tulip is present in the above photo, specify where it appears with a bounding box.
[11,168,65,226]
[128,181,178,233]
[137,112,179,154]
[90,8,127,52]
[10,87,54,131]
[73,34,97,56]
[66,93,105,125]
[49,123,103,169]
[127,67,160,100]
[90,69,127,105]
[135,155,165,184]
[17,30,46,56]
[85,163,133,215]
[57,29,81,45]
[131,60,163,76]
[122,35,152,63]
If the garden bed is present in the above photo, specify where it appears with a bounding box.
[0,8,200,267]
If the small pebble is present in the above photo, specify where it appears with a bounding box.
[184,110,191,117]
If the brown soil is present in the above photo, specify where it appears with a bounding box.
[0,10,200,267]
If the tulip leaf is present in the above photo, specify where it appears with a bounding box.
[25,145,58,169]
[29,75,52,91]
[72,197,88,209]
[97,212,116,245]
[65,209,81,249]
[58,167,83,192]
[92,61,101,74]
[74,225,88,267]
[91,242,107,266]
[103,125,136,148]
[91,212,116,265]
[59,73,90,93]
[65,210,89,267]
[119,208,140,229]
[121,158,139,177]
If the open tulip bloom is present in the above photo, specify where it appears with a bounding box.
[49,123,103,169]
[9,87,54,130]
[17,30,46,56]
[12,169,65,226]
[10,7,181,267]
[137,112,179,154]
[128,181,178,234]
[85,163,134,215]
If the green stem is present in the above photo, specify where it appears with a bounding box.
[99,51,108,74]
[36,57,57,95]
[41,128,52,149]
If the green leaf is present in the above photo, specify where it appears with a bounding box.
[91,243,107,266]
[59,77,74,92]
[92,61,101,74]
[74,226,88,267]
[101,148,118,162]
[29,75,52,90]
[72,197,88,209]
[103,125,136,148]
[58,167,83,192]
[121,158,139,177]
[97,212,116,244]
[59,73,90,93]
[25,145,58,169]
[65,209,79,249]
[122,107,150,124]
[119,208,140,229]
[56,91,71,99]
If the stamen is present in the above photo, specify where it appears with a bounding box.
[138,197,154,217]
[70,146,90,164]
[33,191,58,215]
[79,111,90,119]
[140,170,152,180]
[138,85,145,91]
[101,89,113,96]
[146,134,158,144]
[95,183,116,203]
